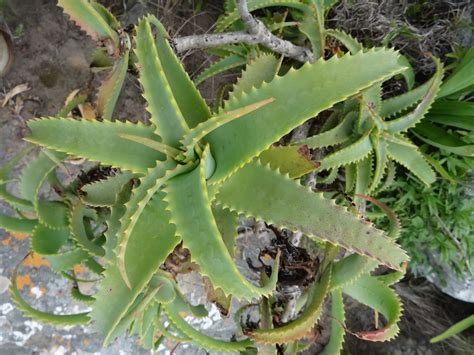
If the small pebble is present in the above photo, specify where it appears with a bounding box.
[0,275,11,294]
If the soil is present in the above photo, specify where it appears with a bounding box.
[0,0,472,354]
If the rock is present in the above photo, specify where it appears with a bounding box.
[0,275,11,294]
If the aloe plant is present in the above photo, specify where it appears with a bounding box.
[0,2,413,352]
[286,30,445,203]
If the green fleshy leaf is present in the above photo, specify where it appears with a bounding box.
[232,54,280,96]
[212,206,239,258]
[216,161,408,271]
[10,264,90,325]
[342,274,402,341]
[31,224,69,255]
[36,201,69,229]
[296,111,355,149]
[115,159,187,288]
[207,48,404,183]
[91,192,180,345]
[96,50,130,120]
[47,249,89,272]
[325,29,363,53]
[26,118,162,174]
[319,131,372,170]
[58,0,118,46]
[163,289,253,351]
[195,55,247,85]
[135,18,189,146]
[354,154,372,206]
[368,136,387,193]
[163,151,280,300]
[385,138,436,185]
[70,204,105,256]
[385,57,443,133]
[90,1,120,29]
[20,150,66,203]
[71,286,95,304]
[259,145,319,178]
[147,15,211,128]
[0,215,37,234]
[321,289,346,354]
[249,267,331,343]
[81,172,135,207]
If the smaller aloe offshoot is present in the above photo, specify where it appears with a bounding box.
[289,30,445,202]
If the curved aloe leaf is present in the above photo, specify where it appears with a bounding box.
[147,15,211,128]
[0,215,37,234]
[163,292,253,351]
[196,55,247,86]
[212,206,239,257]
[10,262,90,325]
[102,181,133,259]
[135,18,189,146]
[26,118,162,174]
[331,254,374,290]
[20,150,66,204]
[58,0,119,46]
[70,204,105,256]
[380,68,438,119]
[116,160,190,288]
[81,172,135,207]
[321,289,346,355]
[0,146,35,211]
[385,138,435,185]
[96,50,130,120]
[319,131,372,170]
[181,98,275,161]
[300,8,324,59]
[296,111,356,149]
[342,274,402,341]
[91,191,180,345]
[31,224,69,255]
[90,1,120,30]
[325,29,363,53]
[163,151,280,300]
[216,160,408,270]
[249,267,331,343]
[385,57,443,133]
[47,248,89,272]
[232,54,281,96]
[368,136,387,193]
[207,48,404,183]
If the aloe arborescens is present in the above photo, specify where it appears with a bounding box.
[0,1,412,352]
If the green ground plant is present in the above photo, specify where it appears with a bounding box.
[0,0,436,353]
[370,150,473,282]
[412,46,474,159]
